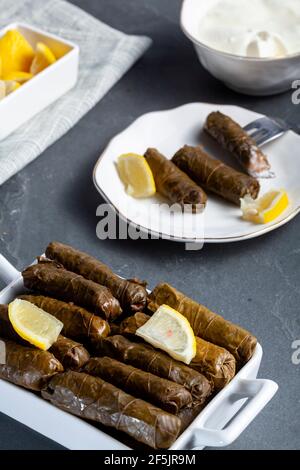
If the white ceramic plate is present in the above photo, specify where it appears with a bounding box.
[93,103,300,243]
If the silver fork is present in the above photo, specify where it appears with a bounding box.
[243,117,293,146]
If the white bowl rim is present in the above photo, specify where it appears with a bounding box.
[181,0,300,63]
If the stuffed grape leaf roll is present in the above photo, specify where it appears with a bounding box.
[42,370,181,449]
[84,356,193,414]
[119,312,151,337]
[148,283,257,365]
[94,335,212,403]
[22,262,122,321]
[172,145,260,205]
[18,295,110,344]
[0,337,63,391]
[49,335,90,369]
[118,312,236,390]
[205,111,273,178]
[45,242,148,314]
[144,148,207,211]
[0,304,89,369]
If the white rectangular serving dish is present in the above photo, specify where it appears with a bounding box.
[0,23,79,140]
[0,254,278,450]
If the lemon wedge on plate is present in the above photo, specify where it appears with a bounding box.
[117,153,156,198]
[30,42,56,75]
[241,189,289,224]
[8,299,63,350]
[136,304,196,364]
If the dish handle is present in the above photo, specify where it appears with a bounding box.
[191,377,278,449]
[0,254,20,285]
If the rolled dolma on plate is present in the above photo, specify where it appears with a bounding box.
[117,312,236,390]
[119,312,151,336]
[144,148,207,211]
[49,335,90,370]
[205,111,273,178]
[0,304,90,370]
[0,304,22,343]
[0,338,63,391]
[18,295,110,344]
[178,402,206,433]
[45,242,148,314]
[22,263,122,321]
[148,283,257,365]
[84,356,193,414]
[42,370,181,449]
[172,145,260,205]
[95,335,212,404]
[191,338,236,390]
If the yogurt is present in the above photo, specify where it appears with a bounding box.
[198,0,300,58]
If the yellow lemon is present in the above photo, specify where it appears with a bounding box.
[136,304,197,364]
[0,30,34,76]
[117,152,156,198]
[30,42,56,75]
[4,80,21,95]
[241,189,289,224]
[0,80,5,100]
[8,299,63,351]
[3,71,33,83]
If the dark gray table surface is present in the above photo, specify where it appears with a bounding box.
[0,0,299,451]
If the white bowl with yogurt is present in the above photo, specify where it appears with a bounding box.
[181,0,300,95]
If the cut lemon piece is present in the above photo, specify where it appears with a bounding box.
[0,80,5,100]
[0,30,34,76]
[241,189,289,224]
[30,42,56,75]
[8,299,63,351]
[3,71,33,83]
[117,152,156,198]
[4,80,21,95]
[136,304,196,364]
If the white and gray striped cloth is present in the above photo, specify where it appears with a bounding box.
[0,0,151,185]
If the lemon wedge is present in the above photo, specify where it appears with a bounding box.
[30,42,56,75]
[136,304,197,364]
[0,30,34,76]
[241,189,289,224]
[117,153,156,198]
[3,71,33,83]
[4,80,21,95]
[8,299,63,350]
[0,80,5,100]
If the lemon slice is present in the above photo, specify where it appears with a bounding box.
[136,304,196,364]
[4,80,21,95]
[241,189,289,224]
[117,153,156,198]
[0,30,34,76]
[3,71,33,83]
[8,299,63,350]
[30,42,56,75]
[0,81,5,100]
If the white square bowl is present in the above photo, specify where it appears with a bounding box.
[0,22,79,140]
